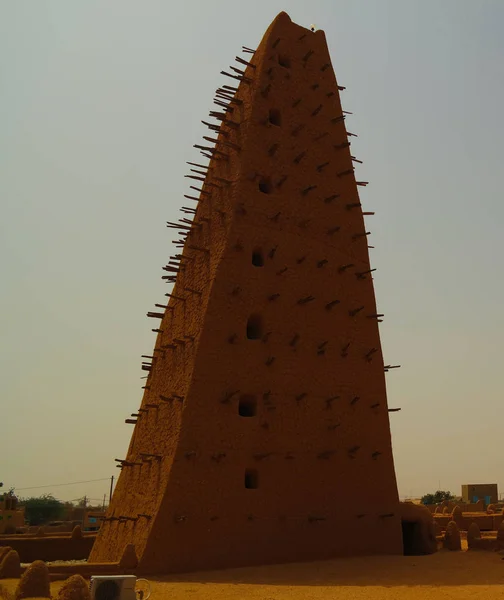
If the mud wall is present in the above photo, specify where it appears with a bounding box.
[427,502,483,513]
[0,536,95,563]
[433,513,502,531]
[90,11,403,574]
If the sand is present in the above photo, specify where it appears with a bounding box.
[3,551,504,600]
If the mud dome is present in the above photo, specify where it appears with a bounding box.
[399,503,437,555]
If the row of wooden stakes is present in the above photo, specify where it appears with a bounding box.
[141,324,400,366]
[102,511,396,526]
[171,512,395,524]
[161,38,366,266]
[101,513,152,523]
[113,447,391,471]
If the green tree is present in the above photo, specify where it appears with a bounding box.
[421,490,455,505]
[19,494,65,525]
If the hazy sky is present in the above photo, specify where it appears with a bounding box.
[1,0,503,504]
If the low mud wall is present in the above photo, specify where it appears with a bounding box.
[427,501,486,514]
[434,512,502,532]
[0,532,95,540]
[19,562,124,580]
[0,535,95,563]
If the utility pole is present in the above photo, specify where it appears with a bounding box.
[109,475,114,505]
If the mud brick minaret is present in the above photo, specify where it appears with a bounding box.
[89,11,403,574]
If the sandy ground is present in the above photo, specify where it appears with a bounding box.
[2,550,504,600]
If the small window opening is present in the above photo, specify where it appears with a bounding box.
[258,177,273,194]
[268,109,282,126]
[246,314,263,340]
[239,395,257,417]
[252,248,264,267]
[245,469,259,489]
[278,54,291,68]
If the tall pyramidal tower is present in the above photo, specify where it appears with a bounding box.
[90,11,403,574]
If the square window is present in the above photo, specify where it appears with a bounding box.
[245,469,258,489]
[239,395,257,417]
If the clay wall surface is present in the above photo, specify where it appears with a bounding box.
[0,536,95,563]
[90,11,402,574]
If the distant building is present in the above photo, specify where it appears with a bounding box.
[0,494,25,534]
[461,483,498,505]
[83,510,106,532]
